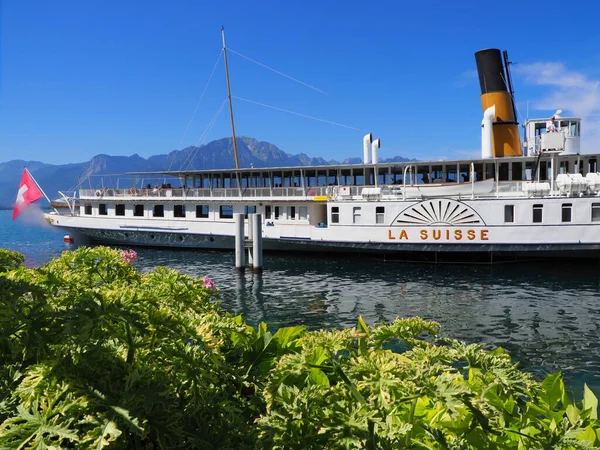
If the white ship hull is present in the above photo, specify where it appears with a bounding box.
[45,178,600,263]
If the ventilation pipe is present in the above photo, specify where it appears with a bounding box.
[371,139,381,164]
[481,105,495,159]
[363,133,373,164]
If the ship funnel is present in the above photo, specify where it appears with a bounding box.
[475,49,522,157]
[363,133,373,164]
[371,139,381,164]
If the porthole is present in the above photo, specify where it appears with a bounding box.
[150,234,155,239]
[178,235,184,241]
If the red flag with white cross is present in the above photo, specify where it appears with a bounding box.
[13,169,44,220]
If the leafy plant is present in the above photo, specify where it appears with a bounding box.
[0,246,599,449]
[0,247,258,448]
[257,318,600,449]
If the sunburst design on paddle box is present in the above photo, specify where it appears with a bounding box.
[392,199,486,226]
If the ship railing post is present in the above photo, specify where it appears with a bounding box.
[252,213,263,272]
[471,162,475,200]
[402,165,411,200]
[235,213,245,272]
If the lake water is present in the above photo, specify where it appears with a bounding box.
[5,209,600,395]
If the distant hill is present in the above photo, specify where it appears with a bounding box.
[0,136,412,207]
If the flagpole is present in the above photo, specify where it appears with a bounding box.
[25,167,59,214]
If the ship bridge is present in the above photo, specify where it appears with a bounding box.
[524,114,581,156]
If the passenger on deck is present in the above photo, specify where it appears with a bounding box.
[546,116,557,132]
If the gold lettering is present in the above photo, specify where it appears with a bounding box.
[433,230,441,240]
[388,229,395,240]
[399,229,408,240]
[454,229,462,240]
[481,229,489,241]
[420,230,428,240]
[467,230,476,240]
[445,229,450,240]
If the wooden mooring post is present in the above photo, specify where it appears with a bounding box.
[234,213,263,272]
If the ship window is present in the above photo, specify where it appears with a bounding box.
[353,207,362,224]
[174,205,185,218]
[417,166,429,184]
[153,205,164,217]
[115,204,125,216]
[331,206,339,224]
[219,205,233,219]
[99,204,107,215]
[532,204,543,223]
[473,163,483,181]
[376,206,385,224]
[499,163,509,181]
[265,205,272,219]
[431,165,444,183]
[539,162,549,181]
[485,163,495,180]
[244,205,256,218]
[592,203,600,222]
[287,206,296,220]
[196,205,209,218]
[562,203,572,223]
[504,205,514,223]
[134,204,144,217]
[84,204,92,215]
[275,206,280,220]
[459,164,470,182]
[512,162,523,181]
[446,164,457,182]
[571,122,579,137]
[299,206,307,220]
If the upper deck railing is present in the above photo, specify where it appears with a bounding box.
[76,178,600,204]
[80,186,331,200]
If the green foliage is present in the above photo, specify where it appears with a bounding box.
[256,319,600,449]
[0,246,599,449]
[0,246,257,449]
[0,249,24,273]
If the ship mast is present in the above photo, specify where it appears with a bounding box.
[221,26,240,169]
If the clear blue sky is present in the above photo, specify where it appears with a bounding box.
[2,0,600,165]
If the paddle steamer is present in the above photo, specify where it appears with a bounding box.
[44,47,600,262]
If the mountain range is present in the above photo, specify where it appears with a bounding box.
[0,136,412,207]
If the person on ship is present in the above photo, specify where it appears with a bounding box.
[546,115,557,132]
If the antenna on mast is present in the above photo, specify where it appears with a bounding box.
[222,26,240,169]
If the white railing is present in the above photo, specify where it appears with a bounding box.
[80,186,330,200]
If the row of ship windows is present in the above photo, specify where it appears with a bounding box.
[330,206,386,224]
[505,203,600,223]
[83,204,309,221]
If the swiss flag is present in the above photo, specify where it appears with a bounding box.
[13,169,44,220]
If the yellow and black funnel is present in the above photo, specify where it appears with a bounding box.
[475,49,522,157]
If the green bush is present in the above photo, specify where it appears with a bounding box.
[0,247,598,449]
